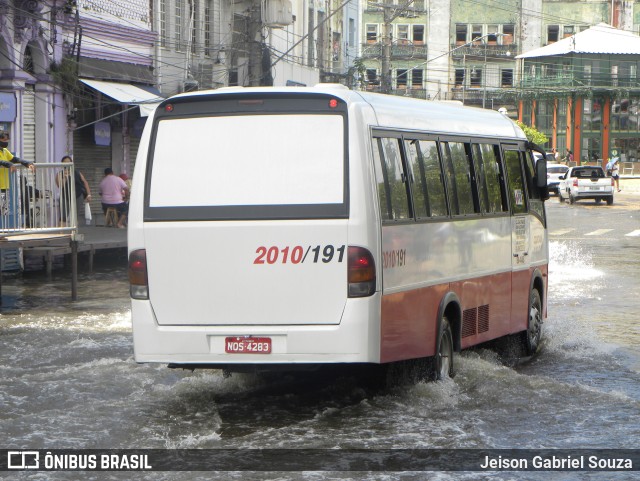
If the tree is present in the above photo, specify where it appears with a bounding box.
[515,120,548,146]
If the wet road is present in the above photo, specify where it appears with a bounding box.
[1,194,639,480]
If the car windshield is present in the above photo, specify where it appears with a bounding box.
[548,166,568,174]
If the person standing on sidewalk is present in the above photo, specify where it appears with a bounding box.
[98,168,129,228]
[611,158,621,192]
[56,155,92,226]
[0,130,36,218]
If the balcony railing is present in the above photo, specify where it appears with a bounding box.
[0,163,77,237]
[361,43,429,59]
[450,43,516,59]
[364,86,430,99]
[519,73,640,90]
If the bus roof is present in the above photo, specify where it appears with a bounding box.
[161,85,527,141]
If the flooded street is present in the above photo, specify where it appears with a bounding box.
[1,197,639,480]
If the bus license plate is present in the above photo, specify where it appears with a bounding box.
[225,337,272,354]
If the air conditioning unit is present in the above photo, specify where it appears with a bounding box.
[183,79,199,92]
[265,0,293,28]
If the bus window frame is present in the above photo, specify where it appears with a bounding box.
[438,136,479,218]
[501,143,529,216]
[469,141,510,216]
[401,135,450,221]
[372,133,415,224]
[144,93,350,222]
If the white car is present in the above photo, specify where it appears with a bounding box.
[558,166,615,205]
[546,163,569,195]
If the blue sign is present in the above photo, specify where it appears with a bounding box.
[94,121,111,146]
[0,92,17,122]
[132,117,146,138]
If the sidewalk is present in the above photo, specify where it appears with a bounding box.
[619,176,640,194]
[21,225,127,273]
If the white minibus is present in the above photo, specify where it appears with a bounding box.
[128,85,549,381]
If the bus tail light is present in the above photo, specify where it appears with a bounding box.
[348,246,376,298]
[129,249,149,300]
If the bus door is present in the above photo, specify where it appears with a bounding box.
[502,147,531,329]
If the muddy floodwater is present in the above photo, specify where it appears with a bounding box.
[1,199,639,480]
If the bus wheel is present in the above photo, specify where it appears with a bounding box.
[428,317,454,381]
[522,289,543,356]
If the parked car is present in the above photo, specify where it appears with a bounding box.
[546,163,569,194]
[558,166,614,205]
[533,152,557,163]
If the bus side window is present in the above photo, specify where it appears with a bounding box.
[419,140,448,217]
[441,142,459,215]
[474,143,507,213]
[373,137,411,221]
[503,149,527,215]
[404,139,429,219]
[443,141,475,215]
[471,144,490,213]
[523,154,541,200]
[524,152,545,219]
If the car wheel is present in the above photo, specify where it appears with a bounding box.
[595,198,602,204]
[606,196,614,206]
[521,289,543,356]
[569,194,576,204]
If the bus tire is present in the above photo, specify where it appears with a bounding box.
[522,289,543,356]
[428,316,454,381]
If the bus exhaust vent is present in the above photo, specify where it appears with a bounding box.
[462,305,490,338]
[462,308,477,338]
[478,304,490,333]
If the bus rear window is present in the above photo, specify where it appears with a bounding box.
[147,113,346,219]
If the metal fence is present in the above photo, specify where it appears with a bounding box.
[0,162,78,237]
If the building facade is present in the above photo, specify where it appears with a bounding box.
[0,1,64,166]
[358,0,640,113]
[517,23,640,167]
[63,0,158,214]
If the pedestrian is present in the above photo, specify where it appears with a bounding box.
[98,167,129,228]
[611,158,621,192]
[0,130,36,218]
[56,155,92,226]
[564,149,573,163]
[551,147,558,161]
[119,173,132,202]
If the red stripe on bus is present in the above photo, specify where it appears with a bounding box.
[380,267,547,363]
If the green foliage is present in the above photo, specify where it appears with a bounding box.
[50,57,80,97]
[515,120,548,145]
[353,58,367,90]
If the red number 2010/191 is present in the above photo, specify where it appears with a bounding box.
[254,246,305,264]
[254,245,346,265]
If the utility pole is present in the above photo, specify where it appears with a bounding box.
[376,0,415,94]
[248,1,263,86]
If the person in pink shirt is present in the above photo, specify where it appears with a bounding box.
[98,167,129,228]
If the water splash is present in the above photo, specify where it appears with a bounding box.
[548,240,604,301]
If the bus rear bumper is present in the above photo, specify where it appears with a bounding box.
[131,297,381,365]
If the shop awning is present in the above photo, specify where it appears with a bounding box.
[80,79,163,117]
